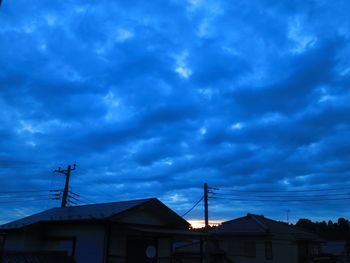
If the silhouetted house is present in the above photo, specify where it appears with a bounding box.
[209,213,323,263]
[0,198,203,263]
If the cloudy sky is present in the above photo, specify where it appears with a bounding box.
[0,0,350,225]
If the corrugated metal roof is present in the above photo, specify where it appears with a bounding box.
[0,198,154,230]
[211,214,268,235]
[211,213,322,241]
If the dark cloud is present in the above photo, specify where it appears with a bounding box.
[231,38,342,115]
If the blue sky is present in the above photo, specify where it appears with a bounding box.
[0,0,350,225]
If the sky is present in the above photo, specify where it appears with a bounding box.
[0,0,350,225]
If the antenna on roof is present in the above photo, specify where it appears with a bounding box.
[54,164,76,208]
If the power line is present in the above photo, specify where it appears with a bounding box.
[182,196,204,217]
[74,194,95,204]
[75,199,90,205]
[0,198,57,204]
[67,199,78,206]
[68,194,80,202]
[210,192,350,198]
[68,190,95,204]
[0,163,63,169]
[67,194,89,206]
[0,194,58,199]
[0,190,61,199]
[210,185,350,193]
[210,196,350,202]
[0,189,60,194]
[68,191,80,197]
[78,196,95,204]
[67,190,95,205]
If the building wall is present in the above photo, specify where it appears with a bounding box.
[45,224,106,263]
[271,239,298,263]
[217,237,299,263]
[107,227,126,263]
[158,237,172,262]
[4,232,26,251]
[5,224,181,263]
[4,228,45,251]
[106,225,173,263]
[117,210,166,226]
[4,224,106,263]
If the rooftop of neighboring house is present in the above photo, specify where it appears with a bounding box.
[210,213,322,241]
[0,198,190,230]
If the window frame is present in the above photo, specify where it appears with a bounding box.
[264,241,273,260]
[44,236,76,258]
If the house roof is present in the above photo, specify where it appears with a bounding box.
[211,213,322,241]
[0,198,189,230]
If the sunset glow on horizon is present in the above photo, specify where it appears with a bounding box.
[188,219,224,229]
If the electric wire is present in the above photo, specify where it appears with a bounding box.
[75,194,95,204]
[77,197,95,204]
[68,190,94,205]
[67,195,80,202]
[208,185,350,203]
[209,185,350,193]
[0,198,56,204]
[182,196,204,217]
[210,192,350,198]
[210,196,350,202]
[0,189,60,194]
[0,194,59,199]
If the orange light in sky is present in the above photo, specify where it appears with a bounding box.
[188,219,224,229]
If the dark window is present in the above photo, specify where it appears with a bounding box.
[243,241,256,258]
[0,234,6,251]
[0,234,6,263]
[265,241,273,260]
[229,240,256,257]
[45,237,76,258]
[58,240,74,256]
[298,241,309,258]
[126,237,157,263]
[312,244,320,256]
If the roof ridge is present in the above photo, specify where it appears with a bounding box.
[251,214,295,227]
[61,197,156,209]
[0,198,157,229]
[0,207,59,226]
[248,213,270,232]
[220,215,248,225]
[248,214,320,237]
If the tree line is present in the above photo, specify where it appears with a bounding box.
[296,217,350,240]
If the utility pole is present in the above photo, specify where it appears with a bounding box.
[204,183,209,228]
[54,164,76,208]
